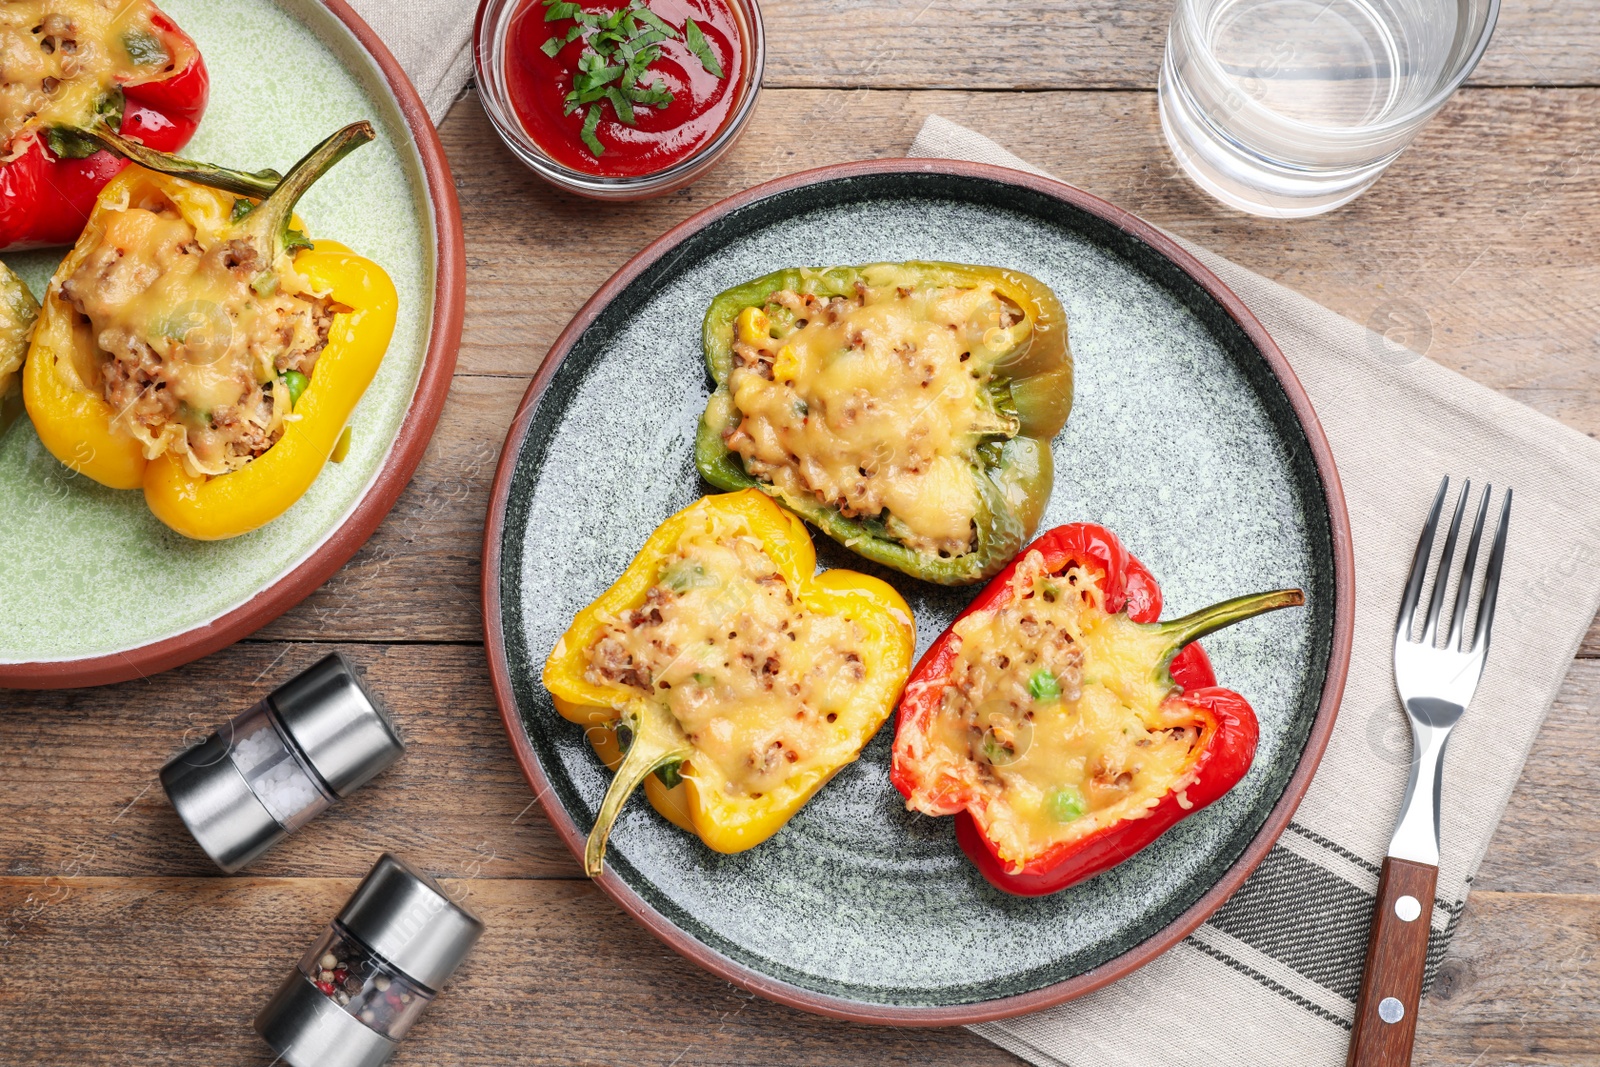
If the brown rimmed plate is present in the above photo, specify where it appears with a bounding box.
[0,0,462,689]
[482,159,1354,1024]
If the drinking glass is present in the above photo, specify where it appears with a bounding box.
[1159,0,1499,216]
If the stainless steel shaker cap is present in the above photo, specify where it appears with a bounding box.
[159,731,283,874]
[338,854,484,992]
[255,969,397,1067]
[271,652,403,797]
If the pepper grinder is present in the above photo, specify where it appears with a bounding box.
[255,853,484,1067]
[160,652,403,872]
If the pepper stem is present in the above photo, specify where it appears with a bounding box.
[57,121,283,199]
[1156,588,1306,666]
[584,700,694,878]
[233,121,375,263]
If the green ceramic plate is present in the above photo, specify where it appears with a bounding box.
[484,161,1353,1023]
[0,0,461,687]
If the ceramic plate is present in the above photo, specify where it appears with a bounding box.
[483,161,1353,1023]
[0,0,461,688]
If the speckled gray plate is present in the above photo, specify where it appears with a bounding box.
[483,161,1353,1024]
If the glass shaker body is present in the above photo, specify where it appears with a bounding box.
[297,923,435,1040]
[226,699,335,832]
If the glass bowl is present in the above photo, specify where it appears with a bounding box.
[473,0,765,201]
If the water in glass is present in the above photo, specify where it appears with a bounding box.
[1160,0,1498,216]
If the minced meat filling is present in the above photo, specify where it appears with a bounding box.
[582,512,869,798]
[61,195,335,476]
[904,550,1204,870]
[721,270,1024,559]
[0,0,184,152]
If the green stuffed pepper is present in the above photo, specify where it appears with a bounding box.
[696,262,1073,585]
[0,263,40,436]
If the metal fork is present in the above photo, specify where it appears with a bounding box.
[1347,476,1512,1067]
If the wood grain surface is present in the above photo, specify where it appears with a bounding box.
[4,0,1600,1062]
[749,0,1600,88]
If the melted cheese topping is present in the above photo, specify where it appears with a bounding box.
[0,265,37,399]
[0,0,184,153]
[583,510,870,798]
[904,550,1202,870]
[59,185,335,476]
[720,268,1024,559]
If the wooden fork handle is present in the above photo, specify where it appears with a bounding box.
[1347,857,1438,1067]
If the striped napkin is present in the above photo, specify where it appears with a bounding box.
[909,115,1600,1066]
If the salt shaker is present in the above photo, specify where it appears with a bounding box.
[160,652,403,872]
[255,853,484,1067]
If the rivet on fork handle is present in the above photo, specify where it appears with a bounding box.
[1346,856,1437,1067]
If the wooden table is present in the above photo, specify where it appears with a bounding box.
[4,1,1599,1062]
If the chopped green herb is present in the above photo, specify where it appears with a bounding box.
[1028,669,1060,701]
[121,30,170,67]
[541,0,727,159]
[45,127,96,160]
[633,7,678,36]
[624,79,672,107]
[579,105,604,156]
[654,760,684,788]
[604,85,635,125]
[683,18,723,78]
[96,88,126,125]
[46,91,125,159]
[177,401,212,428]
[660,559,715,592]
[541,24,584,56]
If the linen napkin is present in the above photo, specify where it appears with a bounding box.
[346,0,478,125]
[909,115,1600,1066]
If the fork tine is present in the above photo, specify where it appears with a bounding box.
[1448,485,1492,651]
[1422,480,1471,647]
[1397,477,1449,641]
[1472,488,1513,653]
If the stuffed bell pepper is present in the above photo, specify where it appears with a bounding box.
[0,0,209,250]
[697,262,1073,586]
[22,121,396,540]
[544,490,915,875]
[891,523,1303,895]
[0,262,41,434]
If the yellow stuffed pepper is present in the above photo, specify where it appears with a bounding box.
[0,263,40,435]
[543,489,916,875]
[22,121,395,540]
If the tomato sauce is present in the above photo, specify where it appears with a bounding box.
[505,0,744,177]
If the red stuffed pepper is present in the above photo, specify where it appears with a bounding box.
[0,0,209,251]
[890,523,1303,895]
